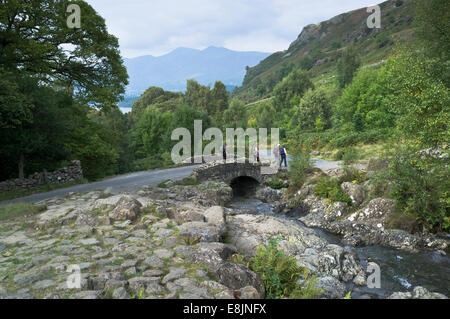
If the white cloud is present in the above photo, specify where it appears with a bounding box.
[86,0,381,58]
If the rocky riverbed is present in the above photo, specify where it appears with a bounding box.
[0,174,447,299]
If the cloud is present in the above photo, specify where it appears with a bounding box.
[86,0,380,58]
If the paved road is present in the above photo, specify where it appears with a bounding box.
[1,165,201,205]
[1,154,341,205]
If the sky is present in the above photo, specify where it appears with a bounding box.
[86,0,380,58]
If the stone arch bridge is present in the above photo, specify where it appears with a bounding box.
[192,160,276,186]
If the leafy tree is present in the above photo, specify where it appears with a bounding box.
[222,99,248,129]
[93,107,134,174]
[211,81,229,117]
[273,69,314,111]
[0,0,128,179]
[414,0,450,63]
[0,68,33,130]
[383,50,449,147]
[336,68,394,132]
[65,112,120,180]
[130,87,182,123]
[185,79,213,114]
[292,87,335,132]
[133,106,173,159]
[0,81,76,180]
[255,101,277,129]
[0,0,128,109]
[336,47,360,89]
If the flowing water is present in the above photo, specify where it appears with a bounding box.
[227,196,450,299]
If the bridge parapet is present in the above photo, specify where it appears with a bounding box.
[193,159,275,185]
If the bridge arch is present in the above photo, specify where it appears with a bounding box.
[193,161,267,186]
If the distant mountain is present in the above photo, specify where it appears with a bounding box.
[123,46,271,95]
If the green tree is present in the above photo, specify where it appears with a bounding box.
[336,68,394,132]
[0,0,128,179]
[292,87,335,132]
[383,50,449,147]
[256,101,277,129]
[273,69,314,111]
[130,87,182,123]
[414,0,450,63]
[133,107,173,159]
[0,81,76,180]
[211,81,229,117]
[0,0,128,109]
[336,47,361,89]
[65,113,120,180]
[222,99,248,129]
[185,79,213,114]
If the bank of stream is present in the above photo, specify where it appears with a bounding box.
[227,196,450,299]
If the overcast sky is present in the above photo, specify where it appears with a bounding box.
[86,0,380,58]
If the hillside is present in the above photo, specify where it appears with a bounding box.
[233,0,415,102]
[124,46,271,95]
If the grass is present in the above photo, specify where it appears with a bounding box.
[0,178,88,202]
[317,142,390,162]
[157,181,170,188]
[174,177,200,186]
[0,202,47,221]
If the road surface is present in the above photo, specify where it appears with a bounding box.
[1,155,341,205]
[1,165,201,205]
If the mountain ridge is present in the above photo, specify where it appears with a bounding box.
[123,46,271,95]
[233,0,415,102]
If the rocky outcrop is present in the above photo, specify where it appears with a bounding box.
[225,213,365,295]
[298,195,448,252]
[389,286,448,299]
[0,183,262,300]
[340,182,366,206]
[255,187,283,203]
[110,197,142,221]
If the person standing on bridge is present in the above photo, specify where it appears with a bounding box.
[223,143,227,162]
[254,144,260,163]
[280,145,288,168]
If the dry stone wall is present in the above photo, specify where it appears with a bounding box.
[0,160,83,192]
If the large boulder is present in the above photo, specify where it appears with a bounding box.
[255,187,283,203]
[340,182,366,206]
[178,222,224,243]
[226,214,327,257]
[316,276,347,299]
[186,243,265,298]
[167,204,205,224]
[109,196,142,221]
[348,198,396,223]
[177,206,226,243]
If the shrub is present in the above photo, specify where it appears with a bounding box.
[333,147,358,164]
[288,147,313,190]
[249,237,322,299]
[157,181,169,188]
[268,178,285,190]
[314,177,352,205]
[339,167,367,184]
[385,149,450,233]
